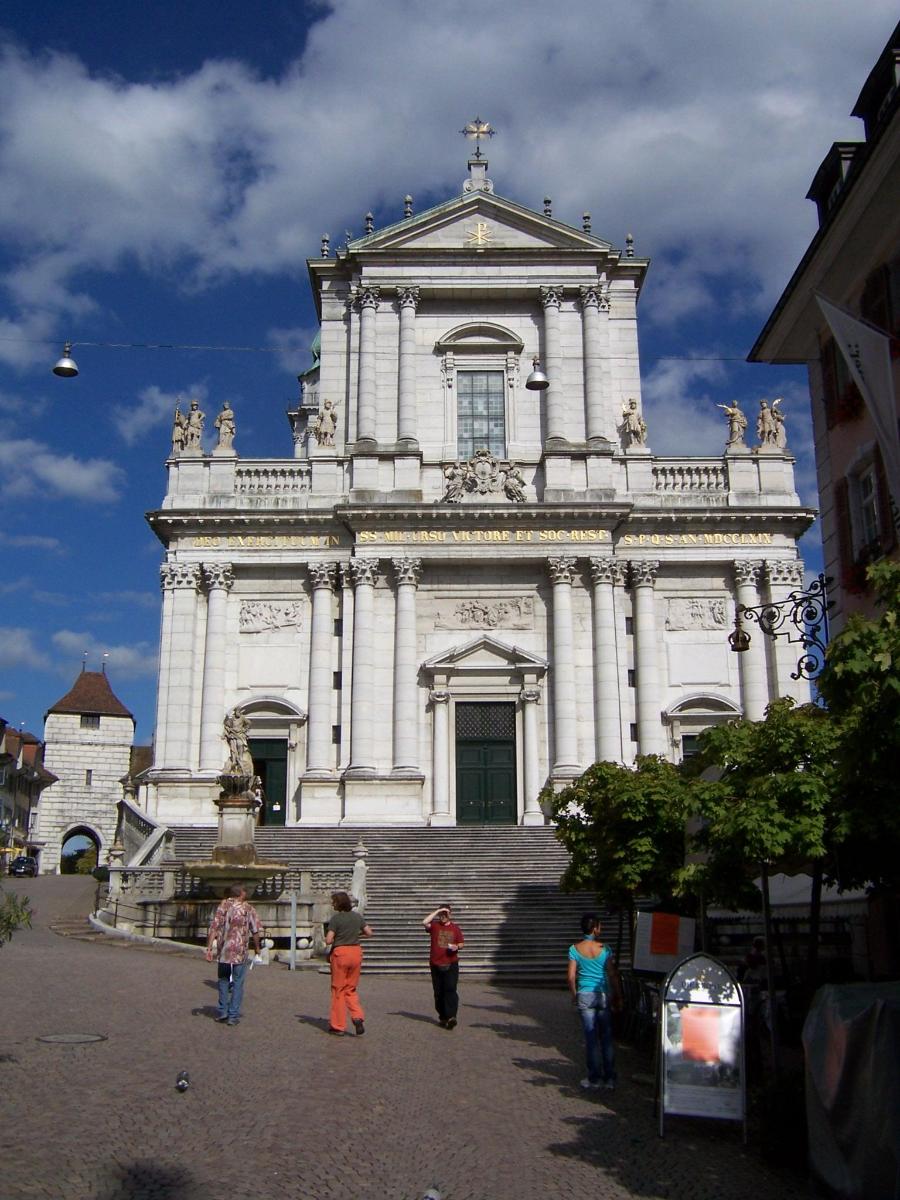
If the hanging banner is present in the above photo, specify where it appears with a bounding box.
[632,911,696,974]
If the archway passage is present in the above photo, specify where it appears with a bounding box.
[60,828,100,875]
[455,702,517,824]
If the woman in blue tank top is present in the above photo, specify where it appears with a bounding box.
[568,913,623,1090]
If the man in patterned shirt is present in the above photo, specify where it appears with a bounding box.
[205,883,262,1026]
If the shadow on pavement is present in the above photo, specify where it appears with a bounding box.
[96,1160,197,1200]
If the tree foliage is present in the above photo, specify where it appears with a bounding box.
[681,698,843,909]
[0,887,32,947]
[816,560,900,889]
[546,756,699,909]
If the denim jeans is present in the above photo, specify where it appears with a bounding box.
[217,961,249,1020]
[577,989,615,1084]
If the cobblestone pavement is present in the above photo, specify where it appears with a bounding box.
[0,878,807,1200]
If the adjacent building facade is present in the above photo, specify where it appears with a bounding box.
[145,152,813,828]
[0,720,56,868]
[35,670,136,872]
[751,21,900,630]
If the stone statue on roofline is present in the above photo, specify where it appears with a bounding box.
[184,398,205,452]
[213,401,236,454]
[620,397,647,449]
[171,404,188,456]
[717,400,748,449]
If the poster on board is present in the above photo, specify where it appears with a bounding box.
[633,911,696,974]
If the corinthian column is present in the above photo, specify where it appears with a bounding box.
[764,559,810,704]
[305,561,337,776]
[540,285,566,445]
[579,283,610,443]
[589,557,626,761]
[392,557,422,774]
[733,560,769,721]
[347,558,378,774]
[520,685,544,824]
[548,556,580,775]
[354,284,380,446]
[397,287,420,448]
[429,689,452,825]
[199,563,235,772]
[630,560,665,755]
[155,563,202,769]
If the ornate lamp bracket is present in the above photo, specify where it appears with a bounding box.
[728,573,831,681]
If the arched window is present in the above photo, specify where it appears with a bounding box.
[435,323,525,460]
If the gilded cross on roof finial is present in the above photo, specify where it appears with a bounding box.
[461,117,496,160]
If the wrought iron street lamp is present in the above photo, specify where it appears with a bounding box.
[728,572,831,680]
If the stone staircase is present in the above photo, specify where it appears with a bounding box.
[169,826,629,980]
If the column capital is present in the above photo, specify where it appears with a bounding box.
[160,563,202,591]
[392,556,422,587]
[578,283,609,312]
[352,283,381,310]
[547,555,577,585]
[307,561,338,591]
[349,558,379,588]
[539,284,564,309]
[429,688,450,706]
[519,686,542,705]
[588,556,627,587]
[397,286,420,310]
[733,559,763,589]
[629,559,660,588]
[202,562,234,592]
[765,558,804,589]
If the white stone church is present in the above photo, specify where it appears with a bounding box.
[145,147,812,830]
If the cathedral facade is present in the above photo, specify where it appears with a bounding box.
[145,152,812,828]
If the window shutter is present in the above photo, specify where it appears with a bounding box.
[833,475,855,582]
[874,443,897,553]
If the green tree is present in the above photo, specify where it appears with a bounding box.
[0,888,32,947]
[816,559,900,890]
[547,755,698,912]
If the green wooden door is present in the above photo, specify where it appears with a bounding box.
[455,703,516,824]
[248,739,287,827]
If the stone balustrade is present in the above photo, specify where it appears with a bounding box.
[651,461,728,493]
[235,464,311,496]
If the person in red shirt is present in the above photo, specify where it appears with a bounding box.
[422,904,465,1029]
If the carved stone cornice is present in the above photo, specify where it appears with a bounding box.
[765,559,804,589]
[733,559,763,589]
[352,284,381,311]
[349,559,379,589]
[539,284,564,309]
[392,557,422,588]
[160,563,202,592]
[397,286,420,311]
[202,563,234,592]
[629,560,660,588]
[429,689,450,706]
[578,283,609,312]
[547,556,577,585]
[588,557,626,587]
[519,686,542,705]
[307,561,338,591]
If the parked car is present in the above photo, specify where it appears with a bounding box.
[8,856,37,877]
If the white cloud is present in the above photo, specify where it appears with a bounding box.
[113,381,208,446]
[267,325,319,377]
[0,2,894,354]
[0,626,51,670]
[0,435,126,501]
[642,358,729,455]
[0,532,63,551]
[51,630,158,679]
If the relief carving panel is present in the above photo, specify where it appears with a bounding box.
[434,596,534,630]
[665,596,728,631]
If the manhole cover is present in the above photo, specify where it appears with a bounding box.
[37,1033,108,1045]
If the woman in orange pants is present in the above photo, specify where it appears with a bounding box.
[325,891,373,1035]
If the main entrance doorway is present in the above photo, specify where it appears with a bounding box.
[248,739,287,826]
[455,702,516,824]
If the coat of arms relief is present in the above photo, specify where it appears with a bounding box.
[441,449,527,504]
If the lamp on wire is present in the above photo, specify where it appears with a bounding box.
[525,356,549,390]
[52,342,79,378]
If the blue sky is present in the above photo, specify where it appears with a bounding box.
[0,1,895,743]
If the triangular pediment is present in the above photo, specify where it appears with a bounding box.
[349,192,611,255]
[423,634,548,674]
